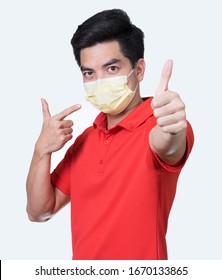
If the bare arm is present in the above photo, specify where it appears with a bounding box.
[149,60,187,164]
[26,99,81,222]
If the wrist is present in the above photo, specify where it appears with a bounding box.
[34,142,52,160]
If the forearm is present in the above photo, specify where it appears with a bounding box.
[149,125,187,164]
[26,147,55,222]
[26,100,80,222]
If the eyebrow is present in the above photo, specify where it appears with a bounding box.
[102,58,121,68]
[80,58,121,72]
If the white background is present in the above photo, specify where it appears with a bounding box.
[0,0,221,260]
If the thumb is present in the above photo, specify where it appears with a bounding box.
[155,59,173,96]
[41,98,51,120]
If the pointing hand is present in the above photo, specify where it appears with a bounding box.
[36,99,81,156]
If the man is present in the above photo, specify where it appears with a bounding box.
[26,9,194,260]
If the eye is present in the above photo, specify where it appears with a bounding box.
[107,65,119,74]
[83,71,94,80]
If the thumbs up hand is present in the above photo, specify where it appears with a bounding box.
[35,99,81,157]
[151,60,187,135]
[149,60,188,164]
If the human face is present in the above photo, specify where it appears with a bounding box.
[80,41,138,91]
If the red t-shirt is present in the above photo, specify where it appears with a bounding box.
[50,97,194,260]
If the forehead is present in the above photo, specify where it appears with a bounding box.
[80,41,130,68]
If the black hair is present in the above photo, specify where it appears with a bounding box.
[71,9,144,67]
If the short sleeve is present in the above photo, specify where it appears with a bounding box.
[151,121,194,172]
[50,145,74,196]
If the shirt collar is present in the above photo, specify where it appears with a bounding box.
[93,97,153,133]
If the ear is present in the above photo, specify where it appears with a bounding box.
[135,58,146,82]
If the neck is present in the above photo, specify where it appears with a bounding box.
[106,95,143,130]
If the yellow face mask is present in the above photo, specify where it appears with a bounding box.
[84,69,138,115]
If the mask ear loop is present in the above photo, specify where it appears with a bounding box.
[127,68,135,78]
[133,83,139,93]
[127,68,138,93]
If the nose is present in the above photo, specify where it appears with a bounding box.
[96,70,108,80]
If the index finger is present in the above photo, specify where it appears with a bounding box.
[54,104,82,120]
[156,59,173,96]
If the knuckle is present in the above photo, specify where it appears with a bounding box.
[181,121,187,130]
[174,91,179,97]
[181,110,186,119]
[67,120,74,127]
[65,128,72,135]
[172,98,185,111]
[177,110,186,120]
[151,98,156,109]
[59,134,66,142]
[157,117,163,126]
[153,108,159,118]
[162,126,168,133]
[65,134,73,142]
[170,91,179,97]
[179,101,185,110]
[62,120,73,128]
